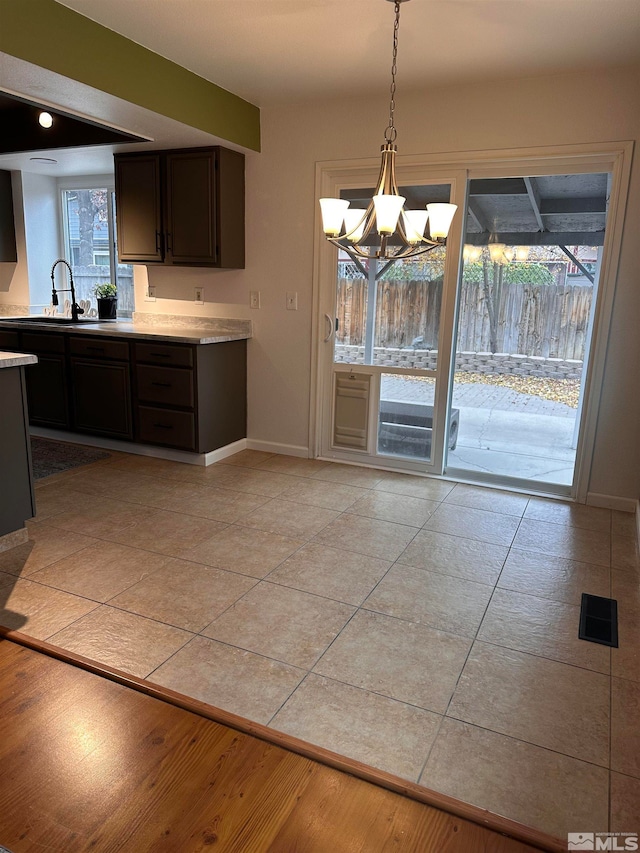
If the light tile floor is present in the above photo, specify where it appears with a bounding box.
[1,448,639,840]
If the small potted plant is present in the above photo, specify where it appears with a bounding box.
[94,283,117,320]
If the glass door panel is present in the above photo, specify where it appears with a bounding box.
[377,374,436,462]
[446,172,609,491]
[331,183,454,467]
[320,168,466,474]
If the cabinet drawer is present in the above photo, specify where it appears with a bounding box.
[0,330,19,350]
[137,406,196,450]
[136,364,194,408]
[135,341,193,368]
[70,336,130,361]
[21,332,65,354]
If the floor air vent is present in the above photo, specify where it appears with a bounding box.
[579,594,618,647]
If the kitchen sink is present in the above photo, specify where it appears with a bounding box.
[1,316,104,325]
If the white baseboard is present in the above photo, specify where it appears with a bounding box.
[30,427,246,468]
[245,439,310,458]
[203,439,247,465]
[586,492,638,513]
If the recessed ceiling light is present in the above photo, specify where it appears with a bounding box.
[38,111,53,128]
[29,157,58,164]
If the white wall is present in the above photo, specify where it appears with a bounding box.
[22,172,60,309]
[0,171,60,313]
[0,171,29,313]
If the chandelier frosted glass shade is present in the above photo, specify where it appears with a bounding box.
[426,204,457,239]
[318,198,349,237]
[343,208,367,242]
[373,193,406,235]
[403,209,430,244]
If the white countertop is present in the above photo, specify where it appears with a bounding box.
[0,351,38,369]
[0,317,252,345]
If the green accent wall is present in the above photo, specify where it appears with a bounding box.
[0,0,261,152]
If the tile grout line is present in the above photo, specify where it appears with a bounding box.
[439,505,527,721]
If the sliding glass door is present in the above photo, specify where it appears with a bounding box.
[446,171,610,494]
[314,144,630,498]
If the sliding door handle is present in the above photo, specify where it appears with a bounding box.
[323,313,334,343]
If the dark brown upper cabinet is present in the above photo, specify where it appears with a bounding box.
[114,146,245,269]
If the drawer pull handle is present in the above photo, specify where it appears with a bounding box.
[153,423,173,430]
[151,381,171,388]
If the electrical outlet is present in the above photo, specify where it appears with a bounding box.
[286,291,298,310]
[194,286,204,305]
[145,284,156,302]
[250,291,261,309]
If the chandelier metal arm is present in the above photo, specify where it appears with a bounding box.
[327,234,443,261]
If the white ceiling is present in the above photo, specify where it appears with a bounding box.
[59,0,640,105]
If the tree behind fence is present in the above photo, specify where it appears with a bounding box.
[336,278,592,360]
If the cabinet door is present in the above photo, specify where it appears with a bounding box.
[165,150,217,265]
[71,358,132,439]
[115,154,163,263]
[25,354,69,428]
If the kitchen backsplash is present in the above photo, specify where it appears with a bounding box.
[132,311,252,336]
[0,304,30,316]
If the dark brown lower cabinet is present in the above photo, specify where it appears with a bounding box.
[0,327,247,455]
[133,338,246,453]
[70,358,133,439]
[25,354,69,428]
[19,332,69,429]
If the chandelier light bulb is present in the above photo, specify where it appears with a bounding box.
[489,243,507,264]
[515,245,530,262]
[38,111,53,128]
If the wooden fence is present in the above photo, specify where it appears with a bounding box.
[336,278,593,360]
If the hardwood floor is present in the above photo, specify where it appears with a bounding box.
[0,635,560,853]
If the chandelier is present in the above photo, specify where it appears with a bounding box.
[319,0,457,262]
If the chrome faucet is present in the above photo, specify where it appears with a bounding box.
[50,258,84,322]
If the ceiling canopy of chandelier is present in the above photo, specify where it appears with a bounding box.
[319,0,457,262]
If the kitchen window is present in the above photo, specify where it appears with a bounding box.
[60,185,134,318]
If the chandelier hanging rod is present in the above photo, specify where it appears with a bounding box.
[319,0,457,263]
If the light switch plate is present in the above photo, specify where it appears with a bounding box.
[250,290,260,309]
[194,286,204,305]
[286,291,298,310]
[145,284,156,302]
